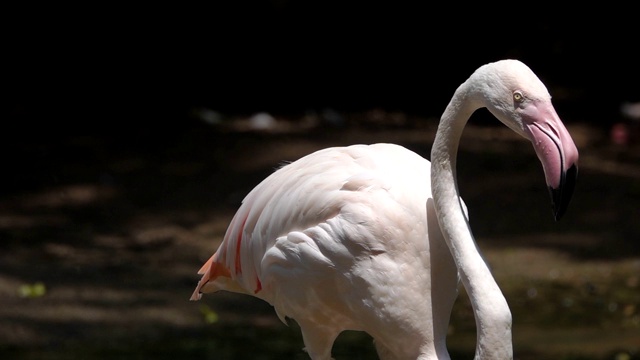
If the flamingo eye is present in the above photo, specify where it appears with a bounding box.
[513,91,524,103]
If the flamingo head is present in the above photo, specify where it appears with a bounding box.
[475,60,579,221]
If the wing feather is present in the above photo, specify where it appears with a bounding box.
[192,143,433,303]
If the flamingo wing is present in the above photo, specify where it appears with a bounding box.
[192,143,433,298]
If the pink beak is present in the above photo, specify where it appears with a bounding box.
[522,100,579,221]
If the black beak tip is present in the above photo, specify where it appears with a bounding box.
[550,164,578,221]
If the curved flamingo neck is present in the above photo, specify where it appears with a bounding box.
[431,81,513,360]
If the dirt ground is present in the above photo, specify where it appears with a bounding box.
[1,110,639,359]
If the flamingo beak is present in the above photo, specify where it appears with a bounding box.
[522,100,579,221]
[550,163,578,221]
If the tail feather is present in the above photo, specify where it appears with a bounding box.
[197,255,214,275]
[190,252,233,301]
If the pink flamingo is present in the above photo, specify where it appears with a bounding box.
[191,59,579,360]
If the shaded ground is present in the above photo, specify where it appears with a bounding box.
[1,110,639,359]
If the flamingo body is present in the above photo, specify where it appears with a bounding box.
[192,60,579,360]
[195,144,458,359]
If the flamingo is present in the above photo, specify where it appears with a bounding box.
[191,59,579,360]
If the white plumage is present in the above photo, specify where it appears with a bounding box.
[192,60,579,360]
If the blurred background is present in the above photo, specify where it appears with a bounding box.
[2,2,639,359]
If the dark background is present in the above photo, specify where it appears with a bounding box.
[6,3,640,130]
